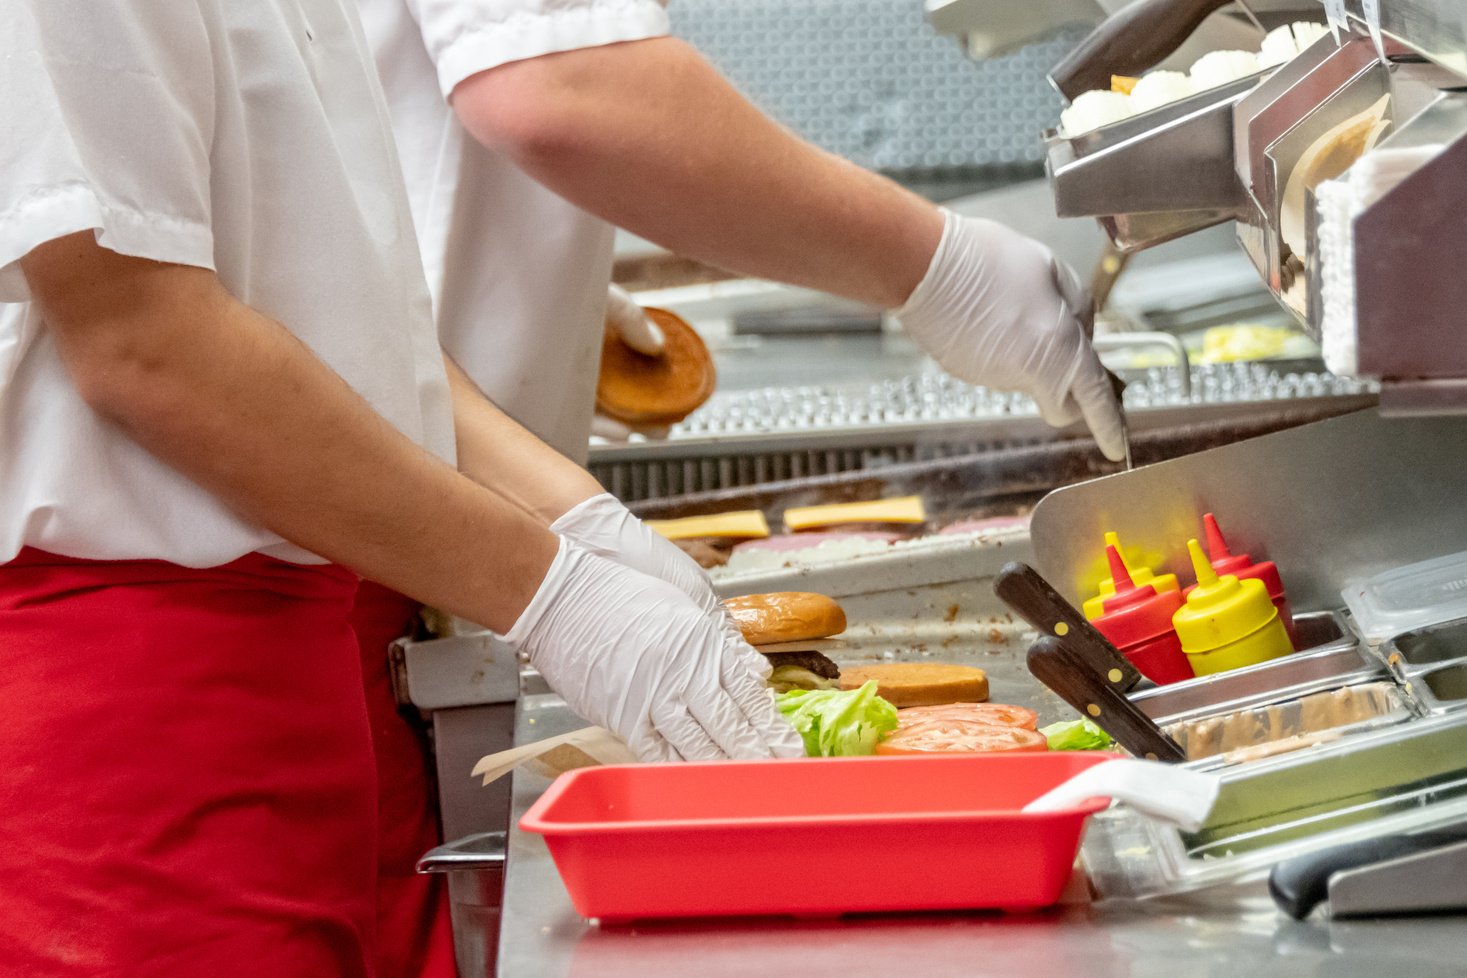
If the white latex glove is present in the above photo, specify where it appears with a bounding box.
[895,210,1127,462]
[605,283,664,354]
[594,286,675,442]
[504,538,805,762]
[550,492,720,615]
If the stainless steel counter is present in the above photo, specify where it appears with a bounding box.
[484,692,1467,978]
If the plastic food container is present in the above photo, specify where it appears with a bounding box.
[520,753,1118,922]
[1343,550,1467,645]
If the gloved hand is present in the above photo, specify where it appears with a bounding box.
[595,284,674,442]
[894,210,1127,462]
[605,283,664,354]
[504,538,805,762]
[593,285,674,442]
[550,491,719,615]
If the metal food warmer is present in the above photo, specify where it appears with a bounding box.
[401,1,1467,973]
[1025,0,1467,924]
[1044,0,1467,410]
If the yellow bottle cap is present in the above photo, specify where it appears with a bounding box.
[1083,532,1180,620]
[1171,538,1279,652]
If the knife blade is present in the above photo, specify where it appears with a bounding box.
[1105,368,1133,471]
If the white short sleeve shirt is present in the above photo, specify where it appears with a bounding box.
[356,0,668,461]
[0,0,456,566]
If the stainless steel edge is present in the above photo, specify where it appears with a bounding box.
[395,631,521,711]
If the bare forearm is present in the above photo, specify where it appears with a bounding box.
[24,235,555,633]
[452,38,943,309]
[444,354,603,523]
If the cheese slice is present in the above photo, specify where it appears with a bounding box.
[783,496,926,532]
[646,510,770,541]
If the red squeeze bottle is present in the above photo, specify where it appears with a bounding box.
[1091,544,1194,685]
[1187,513,1297,648]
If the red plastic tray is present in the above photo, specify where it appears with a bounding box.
[520,752,1118,922]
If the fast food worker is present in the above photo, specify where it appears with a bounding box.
[349,2,1128,973]
[0,1,804,974]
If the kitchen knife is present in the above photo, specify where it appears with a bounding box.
[1027,634,1186,761]
[1267,825,1467,919]
[1105,368,1133,471]
[1049,0,1235,101]
[1090,241,1132,317]
[995,561,1146,692]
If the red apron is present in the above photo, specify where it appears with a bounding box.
[349,582,457,978]
[0,549,377,978]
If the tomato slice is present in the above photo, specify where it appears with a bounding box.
[875,719,1049,755]
[894,702,1039,731]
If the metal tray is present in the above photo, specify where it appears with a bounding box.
[1403,662,1467,715]
[1082,710,1467,898]
[1130,610,1377,725]
[1044,75,1258,251]
[1381,616,1467,679]
[1164,680,1411,765]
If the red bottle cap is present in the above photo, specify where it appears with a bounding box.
[1202,513,1284,599]
[1094,545,1185,648]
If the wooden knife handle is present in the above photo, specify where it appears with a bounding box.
[1027,635,1187,761]
[995,562,1144,691]
[1049,0,1235,101]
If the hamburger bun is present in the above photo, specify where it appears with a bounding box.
[596,306,715,426]
[837,663,989,708]
[723,592,847,647]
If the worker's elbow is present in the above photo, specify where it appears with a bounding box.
[57,329,169,426]
[450,62,586,167]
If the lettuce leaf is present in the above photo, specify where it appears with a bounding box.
[776,681,899,757]
[1040,718,1114,751]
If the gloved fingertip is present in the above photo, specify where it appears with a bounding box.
[1033,393,1084,430]
[1096,434,1128,463]
[630,731,683,764]
[618,314,665,356]
[589,413,636,442]
[764,723,807,759]
[644,319,665,350]
[1075,391,1129,463]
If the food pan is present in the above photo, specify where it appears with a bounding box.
[1403,662,1467,714]
[1381,616,1467,680]
[1130,610,1375,726]
[520,753,1117,922]
[1082,711,1467,898]
[1163,681,1410,764]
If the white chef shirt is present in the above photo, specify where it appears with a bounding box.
[0,0,456,566]
[357,0,669,462]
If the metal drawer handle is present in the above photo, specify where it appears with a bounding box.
[416,831,507,874]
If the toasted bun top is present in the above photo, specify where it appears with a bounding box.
[838,663,989,709]
[723,591,847,647]
[596,307,716,425]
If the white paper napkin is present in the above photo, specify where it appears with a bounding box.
[1022,758,1222,831]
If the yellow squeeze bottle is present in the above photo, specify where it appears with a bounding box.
[1172,538,1293,676]
[1083,532,1180,620]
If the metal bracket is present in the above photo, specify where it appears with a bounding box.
[1329,837,1467,916]
[389,631,521,711]
[417,831,508,874]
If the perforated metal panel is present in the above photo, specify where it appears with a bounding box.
[668,0,1087,172]
[588,364,1380,500]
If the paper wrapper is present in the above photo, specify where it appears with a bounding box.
[470,726,638,786]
